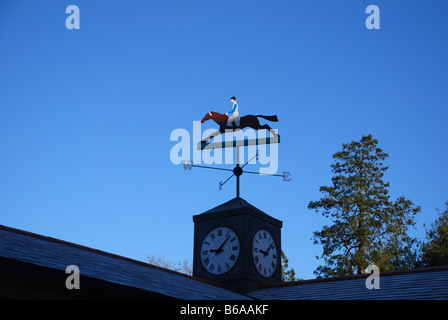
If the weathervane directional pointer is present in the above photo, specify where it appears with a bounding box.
[182,150,291,198]
[217,151,291,193]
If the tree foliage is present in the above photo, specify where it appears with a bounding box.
[308,134,420,277]
[145,254,192,275]
[420,202,448,267]
[281,250,299,282]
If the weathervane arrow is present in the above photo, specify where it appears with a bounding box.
[182,156,291,196]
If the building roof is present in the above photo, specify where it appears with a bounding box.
[248,267,448,300]
[0,224,251,300]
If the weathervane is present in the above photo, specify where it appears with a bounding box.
[182,97,291,198]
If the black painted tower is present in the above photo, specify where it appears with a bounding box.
[193,197,282,294]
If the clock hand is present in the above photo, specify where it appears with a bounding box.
[216,236,230,253]
[210,236,229,254]
[260,243,274,257]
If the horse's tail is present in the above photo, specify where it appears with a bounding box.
[255,115,278,122]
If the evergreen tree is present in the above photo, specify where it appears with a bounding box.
[281,250,298,282]
[308,134,420,278]
[420,202,448,267]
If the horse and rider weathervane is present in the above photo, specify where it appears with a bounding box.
[182,96,291,198]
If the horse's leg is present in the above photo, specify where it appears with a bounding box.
[260,124,278,137]
[201,129,223,143]
[243,116,277,137]
[235,116,278,137]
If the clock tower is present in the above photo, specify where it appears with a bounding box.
[193,197,282,294]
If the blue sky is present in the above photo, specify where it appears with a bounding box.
[1,0,447,280]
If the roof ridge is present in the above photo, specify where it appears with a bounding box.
[199,197,267,214]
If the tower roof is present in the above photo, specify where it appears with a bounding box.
[193,197,282,228]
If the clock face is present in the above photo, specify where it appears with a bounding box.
[200,227,240,275]
[252,229,278,278]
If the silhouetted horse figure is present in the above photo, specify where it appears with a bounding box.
[200,111,279,143]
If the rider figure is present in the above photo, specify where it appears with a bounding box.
[225,96,239,129]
